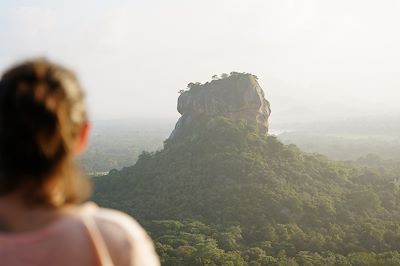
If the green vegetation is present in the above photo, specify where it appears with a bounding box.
[278,131,400,162]
[181,72,259,94]
[78,119,172,173]
[93,116,400,265]
[276,116,400,162]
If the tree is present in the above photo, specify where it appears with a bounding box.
[187,82,195,89]
[221,73,229,79]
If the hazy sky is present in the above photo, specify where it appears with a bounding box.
[1,0,399,125]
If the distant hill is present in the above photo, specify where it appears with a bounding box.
[93,73,400,265]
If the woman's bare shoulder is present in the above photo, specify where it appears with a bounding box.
[80,202,160,266]
[83,202,146,238]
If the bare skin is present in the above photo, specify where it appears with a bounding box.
[0,192,70,233]
[0,122,90,233]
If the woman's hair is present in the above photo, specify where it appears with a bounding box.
[0,58,91,206]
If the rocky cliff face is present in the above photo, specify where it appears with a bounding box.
[170,73,271,139]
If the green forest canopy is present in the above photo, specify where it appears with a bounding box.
[93,115,400,265]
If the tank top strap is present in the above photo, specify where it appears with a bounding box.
[80,205,114,266]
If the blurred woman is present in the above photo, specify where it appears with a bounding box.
[0,59,160,266]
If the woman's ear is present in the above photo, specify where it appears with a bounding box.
[74,122,90,155]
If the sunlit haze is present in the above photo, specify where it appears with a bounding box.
[1,0,399,126]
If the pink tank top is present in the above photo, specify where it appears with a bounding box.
[0,202,160,266]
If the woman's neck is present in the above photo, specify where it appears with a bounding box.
[0,192,67,233]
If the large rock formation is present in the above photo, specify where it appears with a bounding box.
[170,72,271,139]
